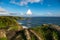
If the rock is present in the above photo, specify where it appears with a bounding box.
[6,30,16,40]
[42,24,49,26]
[0,30,7,38]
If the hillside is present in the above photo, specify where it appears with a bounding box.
[0,16,60,40]
[0,16,23,40]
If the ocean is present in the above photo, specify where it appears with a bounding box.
[18,17,60,27]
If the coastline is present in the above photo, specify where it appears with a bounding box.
[0,16,60,40]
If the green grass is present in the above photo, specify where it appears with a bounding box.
[0,16,59,40]
[0,37,7,40]
[30,25,59,40]
[8,26,19,31]
[0,16,23,30]
[52,31,59,40]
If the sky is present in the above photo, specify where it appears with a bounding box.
[0,0,60,17]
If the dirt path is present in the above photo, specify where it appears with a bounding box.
[24,29,31,40]
[9,29,42,40]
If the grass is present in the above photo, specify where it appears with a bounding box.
[0,16,23,40]
[8,26,20,31]
[0,16,59,40]
[0,16,23,30]
[30,25,59,40]
[52,31,59,40]
[0,37,7,40]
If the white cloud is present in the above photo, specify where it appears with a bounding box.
[45,12,57,16]
[40,11,60,16]
[0,7,6,12]
[0,7,10,15]
[19,1,28,6]
[10,0,43,6]
[39,12,53,16]
[29,0,41,3]
[47,12,52,16]
[20,12,24,16]
[26,9,32,15]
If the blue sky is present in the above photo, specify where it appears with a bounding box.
[0,0,60,17]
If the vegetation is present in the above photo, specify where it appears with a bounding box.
[0,16,23,30]
[30,25,59,40]
[0,16,60,40]
[0,38,7,40]
[52,31,59,40]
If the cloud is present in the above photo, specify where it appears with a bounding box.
[47,12,52,16]
[43,11,60,16]
[0,7,10,15]
[26,9,32,15]
[39,12,53,16]
[0,7,6,12]
[28,0,41,3]
[19,1,28,6]
[10,0,43,6]
[20,12,24,16]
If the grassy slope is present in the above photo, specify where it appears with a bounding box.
[0,16,59,40]
[0,16,23,40]
[0,16,23,29]
[30,25,59,40]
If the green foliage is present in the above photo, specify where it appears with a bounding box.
[0,16,21,28]
[31,25,59,40]
[52,31,59,40]
[0,16,59,40]
[31,36,36,40]
[8,26,19,31]
[31,34,37,40]
[0,37,7,40]
[31,26,47,40]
